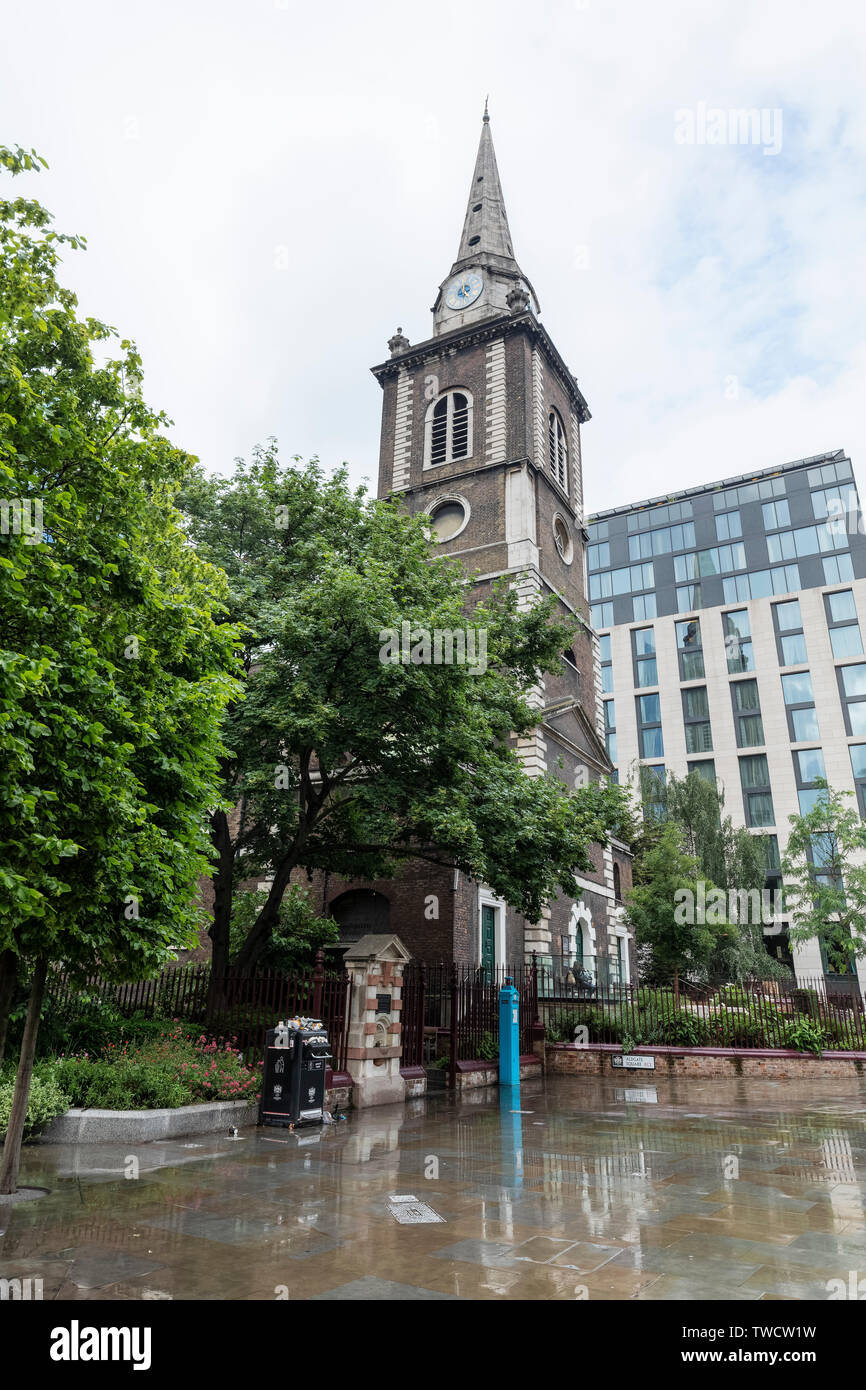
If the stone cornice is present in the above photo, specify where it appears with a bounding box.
[371,314,591,423]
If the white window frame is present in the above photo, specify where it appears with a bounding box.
[548,409,568,493]
[424,388,474,469]
[478,886,507,968]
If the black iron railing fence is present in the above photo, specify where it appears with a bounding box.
[45,954,353,1070]
[537,968,866,1052]
[401,962,539,1084]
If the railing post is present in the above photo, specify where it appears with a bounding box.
[312,946,325,1020]
[449,963,459,1091]
[418,961,427,1068]
[529,951,545,1071]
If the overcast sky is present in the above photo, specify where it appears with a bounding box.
[2,0,864,512]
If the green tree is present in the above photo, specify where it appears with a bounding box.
[228,885,339,972]
[625,822,734,1000]
[781,781,866,974]
[179,449,632,981]
[634,767,784,981]
[0,146,239,1191]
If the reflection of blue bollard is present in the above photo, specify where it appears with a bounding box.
[499,976,520,1088]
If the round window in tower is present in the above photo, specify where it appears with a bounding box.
[552,514,573,564]
[427,498,469,543]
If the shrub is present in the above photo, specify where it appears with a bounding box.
[784,1018,826,1055]
[46,1024,260,1110]
[0,1070,71,1142]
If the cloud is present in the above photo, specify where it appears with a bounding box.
[1,0,863,508]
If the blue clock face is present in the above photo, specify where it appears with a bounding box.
[444,271,483,310]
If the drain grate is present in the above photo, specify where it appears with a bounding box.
[387,1194,445,1225]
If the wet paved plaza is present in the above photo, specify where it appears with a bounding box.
[2,1074,866,1301]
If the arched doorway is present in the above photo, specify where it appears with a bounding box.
[328,889,391,946]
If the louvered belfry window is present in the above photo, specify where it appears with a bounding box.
[548,410,568,491]
[428,391,471,467]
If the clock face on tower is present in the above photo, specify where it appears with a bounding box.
[444,271,483,310]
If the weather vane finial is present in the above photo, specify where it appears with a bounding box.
[483,95,489,122]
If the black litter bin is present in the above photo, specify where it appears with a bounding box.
[259,1017,332,1128]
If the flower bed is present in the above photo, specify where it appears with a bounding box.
[0,1023,261,1142]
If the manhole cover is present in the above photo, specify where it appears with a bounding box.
[387,1195,444,1225]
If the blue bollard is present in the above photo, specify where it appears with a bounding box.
[499,975,520,1088]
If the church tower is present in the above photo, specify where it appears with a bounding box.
[366,107,633,974]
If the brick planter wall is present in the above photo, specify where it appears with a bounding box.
[547,1042,866,1080]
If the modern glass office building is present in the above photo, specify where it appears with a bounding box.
[587,449,866,988]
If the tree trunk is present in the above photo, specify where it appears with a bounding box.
[0,956,48,1195]
[206,809,234,1011]
[233,857,295,975]
[0,949,18,1070]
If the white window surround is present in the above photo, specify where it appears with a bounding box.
[548,409,568,493]
[478,886,507,967]
[423,492,471,544]
[423,388,474,469]
[567,901,595,958]
[552,511,574,565]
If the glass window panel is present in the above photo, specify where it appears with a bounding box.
[798,789,824,815]
[606,732,617,762]
[749,569,773,598]
[724,610,751,639]
[824,554,855,584]
[689,760,716,783]
[677,584,702,612]
[796,748,826,783]
[733,680,760,711]
[738,714,765,746]
[791,707,820,740]
[639,693,661,723]
[590,603,612,629]
[829,591,857,622]
[831,625,863,658]
[746,793,775,827]
[636,657,658,688]
[775,599,801,632]
[849,703,866,737]
[677,619,701,649]
[683,687,709,718]
[681,650,705,680]
[601,665,613,694]
[632,594,657,620]
[841,664,866,697]
[850,745,866,779]
[685,722,713,753]
[740,754,770,788]
[604,700,616,730]
[782,672,814,704]
[727,638,754,674]
[634,628,656,656]
[781,633,808,665]
[640,727,664,758]
[599,634,611,662]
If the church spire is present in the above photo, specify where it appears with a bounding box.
[451,102,520,275]
[433,105,539,335]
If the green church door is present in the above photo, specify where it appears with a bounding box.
[481,904,496,978]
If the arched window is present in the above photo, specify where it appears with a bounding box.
[548,409,568,491]
[613,863,622,902]
[425,390,473,468]
[575,923,584,965]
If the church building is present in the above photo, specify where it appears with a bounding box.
[315,108,633,984]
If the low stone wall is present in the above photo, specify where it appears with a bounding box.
[40,1099,259,1145]
[547,1041,866,1079]
[454,1055,542,1092]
